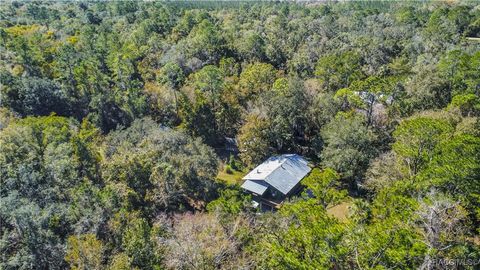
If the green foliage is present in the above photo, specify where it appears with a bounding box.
[102,117,218,212]
[236,30,266,62]
[302,168,347,208]
[237,112,270,166]
[157,62,185,89]
[207,188,252,217]
[228,154,238,171]
[438,50,480,96]
[0,74,69,116]
[421,134,480,210]
[238,62,276,102]
[238,77,313,164]
[0,115,89,202]
[315,51,364,92]
[262,200,348,269]
[265,78,311,152]
[66,234,104,270]
[186,19,225,64]
[393,116,454,177]
[224,164,233,174]
[448,94,480,117]
[121,218,161,269]
[320,113,377,183]
[108,253,136,270]
[0,115,102,269]
[334,87,364,110]
[1,2,480,269]
[179,65,241,145]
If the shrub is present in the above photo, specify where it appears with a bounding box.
[225,165,233,174]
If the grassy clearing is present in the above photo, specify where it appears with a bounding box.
[327,201,352,222]
[216,166,247,185]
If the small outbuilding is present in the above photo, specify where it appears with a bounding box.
[241,154,311,211]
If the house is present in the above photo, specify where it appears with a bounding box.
[241,154,311,211]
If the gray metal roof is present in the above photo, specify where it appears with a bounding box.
[241,180,269,195]
[242,154,311,195]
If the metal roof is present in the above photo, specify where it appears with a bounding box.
[242,154,311,195]
[241,180,269,195]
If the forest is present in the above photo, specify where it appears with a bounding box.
[0,1,479,269]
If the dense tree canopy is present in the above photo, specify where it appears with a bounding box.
[1,1,479,269]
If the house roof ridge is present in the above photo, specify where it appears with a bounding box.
[242,154,298,180]
[263,157,306,195]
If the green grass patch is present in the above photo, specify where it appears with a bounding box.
[216,166,247,185]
